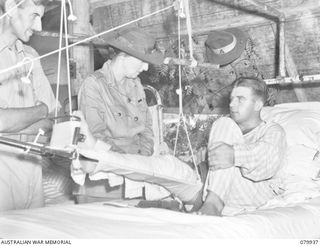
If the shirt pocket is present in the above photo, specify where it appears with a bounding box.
[110,104,129,121]
[108,104,131,135]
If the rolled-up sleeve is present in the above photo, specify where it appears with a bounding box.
[233,124,286,182]
[26,46,60,114]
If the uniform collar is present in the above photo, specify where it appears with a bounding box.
[15,40,24,53]
[0,38,24,53]
[100,60,116,86]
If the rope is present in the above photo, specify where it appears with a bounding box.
[20,57,34,84]
[173,5,182,155]
[0,3,175,77]
[173,0,200,181]
[183,0,194,61]
[1,0,200,179]
[62,0,73,116]
[54,0,65,122]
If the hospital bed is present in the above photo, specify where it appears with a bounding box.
[1,101,320,238]
[0,193,320,238]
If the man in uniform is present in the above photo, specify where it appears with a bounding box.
[0,0,59,211]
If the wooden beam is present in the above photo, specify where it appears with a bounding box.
[285,44,309,101]
[264,74,320,85]
[268,23,309,101]
[34,30,106,47]
[139,0,320,39]
[279,19,286,77]
[70,0,94,95]
[164,57,220,69]
[90,0,131,13]
[242,0,283,19]
[239,1,286,78]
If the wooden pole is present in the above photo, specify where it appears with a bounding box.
[227,0,307,100]
[285,44,309,101]
[35,31,106,47]
[264,74,320,85]
[270,15,308,101]
[279,17,286,77]
[215,0,287,78]
[164,57,220,69]
[70,0,94,95]
[242,0,283,19]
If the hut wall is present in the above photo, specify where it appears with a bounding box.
[92,0,320,113]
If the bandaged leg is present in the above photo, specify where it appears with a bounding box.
[79,148,202,204]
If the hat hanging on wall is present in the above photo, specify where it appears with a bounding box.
[205,28,249,66]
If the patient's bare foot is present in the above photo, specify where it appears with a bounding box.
[198,201,221,216]
[183,182,205,213]
[196,191,224,216]
[188,189,204,212]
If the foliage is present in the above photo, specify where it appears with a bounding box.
[163,115,221,164]
[142,35,280,112]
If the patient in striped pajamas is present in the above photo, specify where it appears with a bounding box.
[196,77,287,216]
[75,76,287,216]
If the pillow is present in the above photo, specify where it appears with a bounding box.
[261,102,320,181]
[261,102,320,149]
[284,145,320,179]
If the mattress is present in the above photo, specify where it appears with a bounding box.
[1,196,320,238]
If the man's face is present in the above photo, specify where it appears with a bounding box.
[229,86,261,124]
[10,0,44,42]
[123,55,149,79]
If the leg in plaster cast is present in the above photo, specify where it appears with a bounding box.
[75,111,240,216]
[80,150,228,216]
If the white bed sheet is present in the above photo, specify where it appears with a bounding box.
[1,196,320,238]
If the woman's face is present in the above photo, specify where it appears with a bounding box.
[122,55,149,79]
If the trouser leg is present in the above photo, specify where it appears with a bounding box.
[205,117,275,213]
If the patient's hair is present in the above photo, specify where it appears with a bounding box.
[232,77,268,105]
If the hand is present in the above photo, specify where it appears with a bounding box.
[39,118,54,133]
[110,144,126,153]
[80,159,98,173]
[208,142,235,170]
[35,100,49,118]
[73,111,97,149]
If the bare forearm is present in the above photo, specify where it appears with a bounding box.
[139,135,154,156]
[18,118,54,135]
[0,104,48,133]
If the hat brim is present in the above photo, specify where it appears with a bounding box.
[206,28,248,66]
[102,33,164,66]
